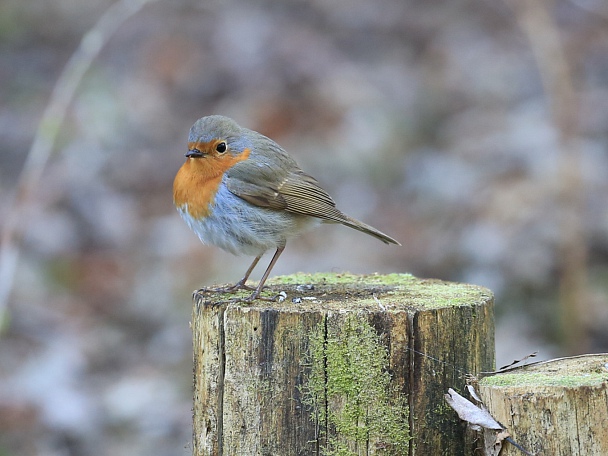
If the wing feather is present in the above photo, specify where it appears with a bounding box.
[224,146,400,245]
[226,164,344,221]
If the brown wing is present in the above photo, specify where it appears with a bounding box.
[226,160,342,220]
[225,150,400,245]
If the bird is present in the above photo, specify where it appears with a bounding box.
[173,115,400,301]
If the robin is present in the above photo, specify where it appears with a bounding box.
[173,115,400,301]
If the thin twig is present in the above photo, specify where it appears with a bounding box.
[0,0,160,323]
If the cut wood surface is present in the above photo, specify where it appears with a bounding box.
[191,273,494,456]
[479,353,608,456]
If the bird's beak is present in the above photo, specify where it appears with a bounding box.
[185,149,204,158]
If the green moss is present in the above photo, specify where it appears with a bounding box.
[269,273,491,313]
[270,272,415,286]
[194,273,493,314]
[301,313,411,455]
[481,372,608,388]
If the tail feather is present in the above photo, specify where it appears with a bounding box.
[339,215,401,246]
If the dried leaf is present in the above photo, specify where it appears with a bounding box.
[483,427,505,456]
[467,384,482,403]
[445,388,503,430]
[446,388,534,456]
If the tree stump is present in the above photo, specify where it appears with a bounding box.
[479,353,608,455]
[191,273,494,456]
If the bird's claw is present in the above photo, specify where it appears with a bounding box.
[227,291,283,303]
[193,283,282,303]
[193,282,256,296]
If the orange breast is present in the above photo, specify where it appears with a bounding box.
[173,148,250,219]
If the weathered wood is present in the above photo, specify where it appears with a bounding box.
[479,354,608,455]
[191,273,494,456]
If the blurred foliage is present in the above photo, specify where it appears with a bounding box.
[1,0,608,455]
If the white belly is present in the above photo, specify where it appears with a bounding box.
[177,185,319,256]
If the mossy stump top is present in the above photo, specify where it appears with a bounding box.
[192,273,495,456]
[194,272,493,312]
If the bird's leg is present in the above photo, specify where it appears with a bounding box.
[223,255,261,291]
[195,247,285,301]
[245,246,285,301]
[196,255,261,295]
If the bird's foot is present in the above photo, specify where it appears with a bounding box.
[193,289,287,306]
[193,281,286,303]
[194,280,256,296]
[230,289,286,303]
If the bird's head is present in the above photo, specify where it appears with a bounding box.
[186,115,254,161]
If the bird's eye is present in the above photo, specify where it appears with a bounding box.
[216,142,227,153]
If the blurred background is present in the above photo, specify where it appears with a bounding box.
[1,0,607,454]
